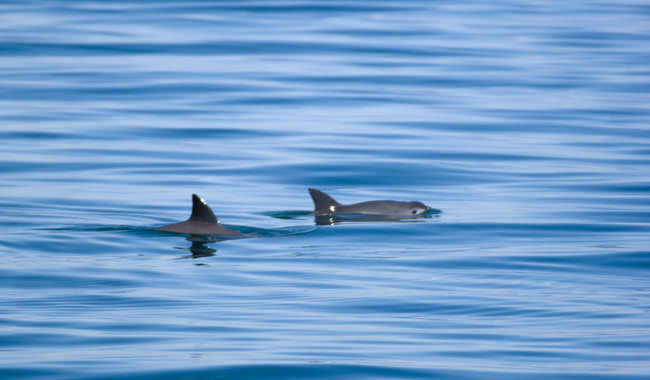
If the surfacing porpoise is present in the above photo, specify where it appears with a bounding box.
[156,194,243,236]
[308,188,431,216]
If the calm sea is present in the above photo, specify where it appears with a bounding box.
[1,1,649,379]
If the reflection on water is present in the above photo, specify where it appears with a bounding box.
[314,211,441,226]
[174,236,218,259]
[164,225,319,259]
[262,209,442,225]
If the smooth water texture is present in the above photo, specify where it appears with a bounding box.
[1,1,650,379]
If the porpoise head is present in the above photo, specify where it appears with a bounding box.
[404,201,431,215]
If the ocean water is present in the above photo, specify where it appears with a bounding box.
[1,0,650,379]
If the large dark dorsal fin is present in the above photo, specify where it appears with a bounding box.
[308,188,341,213]
[189,194,219,223]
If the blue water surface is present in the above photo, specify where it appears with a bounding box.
[1,1,650,379]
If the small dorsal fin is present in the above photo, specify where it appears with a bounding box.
[308,188,341,213]
[189,194,219,223]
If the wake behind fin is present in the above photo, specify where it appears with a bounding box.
[308,188,341,214]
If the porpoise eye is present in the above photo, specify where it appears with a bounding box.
[411,209,417,215]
